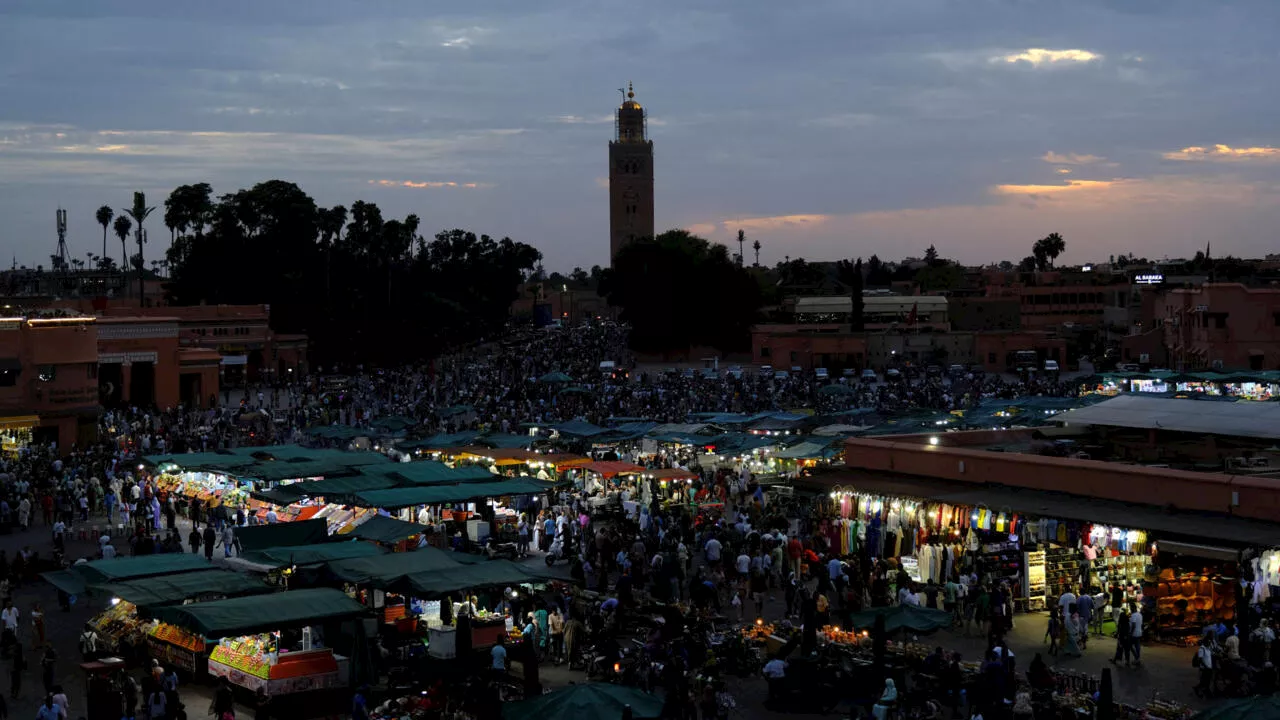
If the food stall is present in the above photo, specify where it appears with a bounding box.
[154,588,370,695]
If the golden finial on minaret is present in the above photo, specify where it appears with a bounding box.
[627,81,634,99]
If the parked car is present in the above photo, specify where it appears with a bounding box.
[885,368,903,383]
[1044,360,1060,374]
[774,370,791,380]
[726,366,744,379]
[861,369,878,382]
[815,368,830,380]
[925,364,943,379]
[760,365,774,376]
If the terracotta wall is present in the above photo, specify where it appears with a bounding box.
[843,436,1280,522]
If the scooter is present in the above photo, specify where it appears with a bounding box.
[545,536,569,566]
[486,538,519,560]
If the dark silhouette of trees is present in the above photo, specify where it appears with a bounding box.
[95,206,113,262]
[163,180,541,364]
[112,215,132,278]
[1032,232,1066,270]
[122,192,156,303]
[835,257,864,331]
[599,230,761,354]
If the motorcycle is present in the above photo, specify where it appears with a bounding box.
[545,536,569,566]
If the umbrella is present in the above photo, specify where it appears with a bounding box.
[1192,696,1280,720]
[817,383,855,396]
[538,371,573,384]
[502,683,663,720]
[848,605,954,634]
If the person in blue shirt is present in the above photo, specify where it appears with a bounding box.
[351,686,369,720]
[491,638,508,677]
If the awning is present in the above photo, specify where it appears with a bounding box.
[220,355,248,366]
[501,683,663,720]
[153,588,369,639]
[282,475,400,499]
[582,461,646,478]
[234,518,329,552]
[340,516,429,545]
[325,547,477,587]
[353,478,558,510]
[92,570,273,607]
[41,569,87,596]
[240,541,385,568]
[380,462,496,486]
[0,414,38,430]
[395,561,545,599]
[75,554,214,583]
[1157,541,1239,562]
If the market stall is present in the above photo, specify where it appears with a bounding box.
[154,588,369,695]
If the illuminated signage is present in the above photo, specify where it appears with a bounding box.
[1134,273,1164,285]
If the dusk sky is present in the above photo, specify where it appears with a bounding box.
[2,0,1278,272]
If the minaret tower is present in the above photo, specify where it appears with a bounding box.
[608,82,655,264]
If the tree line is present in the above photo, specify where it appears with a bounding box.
[113,180,541,365]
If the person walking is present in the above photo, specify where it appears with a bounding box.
[188,528,201,555]
[202,526,216,561]
[1128,603,1144,667]
[219,526,235,558]
[1111,607,1132,667]
[9,644,24,699]
[39,647,55,695]
[1193,638,1215,698]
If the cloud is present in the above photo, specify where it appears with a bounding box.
[1042,151,1105,165]
[993,179,1123,195]
[1162,144,1280,162]
[553,115,613,125]
[687,214,831,237]
[1055,168,1072,175]
[997,49,1101,67]
[594,177,609,190]
[368,179,490,189]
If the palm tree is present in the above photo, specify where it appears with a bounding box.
[123,192,156,305]
[113,215,132,290]
[95,206,114,261]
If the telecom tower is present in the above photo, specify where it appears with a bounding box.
[55,208,69,270]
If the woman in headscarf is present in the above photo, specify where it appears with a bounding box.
[872,678,898,720]
[1062,608,1083,658]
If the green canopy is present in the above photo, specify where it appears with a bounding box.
[92,570,273,607]
[143,452,258,471]
[283,475,401,499]
[235,518,329,552]
[847,605,954,633]
[372,415,416,432]
[501,683,663,720]
[353,478,557,510]
[324,547,477,587]
[774,441,837,460]
[378,462,497,486]
[817,383,855,396]
[75,554,214,583]
[341,516,429,545]
[154,588,369,639]
[397,561,543,598]
[40,569,87,596]
[537,371,573,384]
[241,541,385,568]
[250,488,299,506]
[1191,695,1280,720]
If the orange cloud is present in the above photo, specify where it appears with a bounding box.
[367,179,489,189]
[1055,168,1072,175]
[1042,151,1104,165]
[1163,144,1280,162]
[993,179,1121,195]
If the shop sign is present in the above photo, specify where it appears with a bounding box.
[126,352,158,364]
[1134,273,1164,285]
[147,636,197,673]
[99,353,125,364]
[46,387,95,405]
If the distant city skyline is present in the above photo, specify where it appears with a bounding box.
[1,1,1278,272]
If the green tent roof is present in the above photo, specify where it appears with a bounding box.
[537,371,573,384]
[396,560,544,599]
[1191,695,1280,720]
[382,462,497,486]
[75,554,214,583]
[341,516,429,545]
[847,604,954,633]
[241,541,385,568]
[234,518,329,552]
[40,569,87,596]
[143,452,258,471]
[154,588,369,639]
[92,570,274,607]
[282,474,401,499]
[353,478,557,509]
[501,684,663,720]
[774,441,837,460]
[324,547,477,587]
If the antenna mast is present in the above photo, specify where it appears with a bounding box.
[55,208,69,271]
